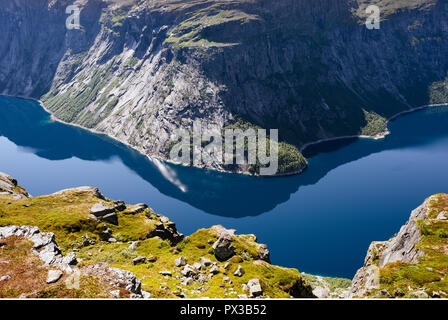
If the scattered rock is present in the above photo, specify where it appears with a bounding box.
[212,231,236,261]
[223,276,232,284]
[233,265,245,277]
[237,294,248,299]
[132,256,147,265]
[141,291,151,299]
[147,255,157,262]
[129,241,139,251]
[374,289,392,298]
[436,211,448,220]
[0,275,11,282]
[209,265,219,275]
[247,279,263,298]
[181,264,198,277]
[159,271,172,277]
[113,200,126,212]
[102,212,118,225]
[110,290,121,298]
[46,270,63,284]
[257,244,271,262]
[90,203,115,217]
[147,223,184,245]
[82,263,142,295]
[193,262,202,270]
[160,216,170,223]
[126,204,148,215]
[182,277,194,286]
[200,257,212,268]
[393,288,405,297]
[61,252,78,266]
[174,257,187,267]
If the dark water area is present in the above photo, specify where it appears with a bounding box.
[1,95,448,278]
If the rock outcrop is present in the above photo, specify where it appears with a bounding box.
[0,225,147,298]
[350,195,448,298]
[0,172,29,199]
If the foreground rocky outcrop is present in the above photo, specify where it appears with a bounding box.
[350,194,448,298]
[1,0,447,175]
[2,172,446,299]
[0,225,148,298]
[0,172,29,199]
[0,173,314,298]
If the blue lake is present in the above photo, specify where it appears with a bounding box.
[1,95,448,278]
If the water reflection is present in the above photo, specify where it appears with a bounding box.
[1,96,448,218]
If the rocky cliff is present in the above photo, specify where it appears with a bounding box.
[350,194,448,298]
[1,0,447,174]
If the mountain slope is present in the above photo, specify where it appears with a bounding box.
[1,0,447,174]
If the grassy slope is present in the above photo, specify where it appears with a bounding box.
[0,183,316,298]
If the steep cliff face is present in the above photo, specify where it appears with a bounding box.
[350,194,448,298]
[1,0,447,173]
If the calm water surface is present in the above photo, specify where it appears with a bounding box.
[1,96,448,278]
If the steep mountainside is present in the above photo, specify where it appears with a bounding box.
[350,194,448,298]
[1,0,448,174]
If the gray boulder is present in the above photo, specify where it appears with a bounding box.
[90,203,115,217]
[248,279,263,298]
[233,265,245,277]
[212,232,236,261]
[181,264,198,277]
[436,211,448,220]
[174,257,187,267]
[46,270,63,284]
[132,256,147,265]
[200,257,212,268]
[102,212,118,225]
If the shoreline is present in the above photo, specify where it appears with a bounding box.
[2,94,447,178]
[299,103,448,154]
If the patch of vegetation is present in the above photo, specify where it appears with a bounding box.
[165,8,259,48]
[429,76,448,104]
[360,109,387,136]
[224,118,308,175]
[302,273,352,296]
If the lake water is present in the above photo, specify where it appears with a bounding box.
[1,95,448,278]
